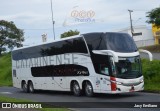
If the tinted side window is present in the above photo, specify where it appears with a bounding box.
[40,41,64,56]
[92,54,112,76]
[31,64,89,77]
[13,69,17,77]
[12,45,43,60]
[63,38,88,54]
[83,33,106,51]
[12,37,88,60]
[41,37,88,56]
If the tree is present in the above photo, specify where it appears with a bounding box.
[0,20,24,55]
[60,30,80,38]
[146,7,160,28]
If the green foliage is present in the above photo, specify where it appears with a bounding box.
[0,95,31,102]
[146,7,160,28]
[142,59,160,91]
[0,53,12,86]
[60,30,80,38]
[0,20,24,55]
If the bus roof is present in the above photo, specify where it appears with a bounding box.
[12,32,127,51]
[12,34,82,51]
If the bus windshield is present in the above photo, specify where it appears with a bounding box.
[105,33,138,53]
[112,56,142,79]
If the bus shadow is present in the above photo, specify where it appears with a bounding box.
[93,92,141,99]
[19,90,141,99]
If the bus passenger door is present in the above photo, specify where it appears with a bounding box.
[35,77,48,90]
[99,76,111,93]
[59,77,66,90]
[98,64,111,92]
[53,77,66,91]
[45,77,55,90]
[12,69,20,88]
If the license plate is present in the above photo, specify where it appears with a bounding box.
[129,86,135,92]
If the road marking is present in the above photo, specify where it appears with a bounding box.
[0,92,12,94]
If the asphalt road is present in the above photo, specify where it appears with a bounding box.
[0,87,160,111]
[140,53,160,60]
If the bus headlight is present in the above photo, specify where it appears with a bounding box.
[140,79,144,83]
[117,82,123,85]
[110,80,122,85]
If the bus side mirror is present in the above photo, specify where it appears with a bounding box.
[139,49,153,61]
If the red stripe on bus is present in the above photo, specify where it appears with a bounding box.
[110,77,117,91]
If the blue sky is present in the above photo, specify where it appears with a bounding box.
[0,0,160,46]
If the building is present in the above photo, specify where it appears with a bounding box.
[114,25,155,47]
[42,33,47,42]
[152,24,160,45]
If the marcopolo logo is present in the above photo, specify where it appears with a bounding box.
[70,10,96,23]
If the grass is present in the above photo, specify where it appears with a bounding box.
[139,44,160,92]
[142,59,160,92]
[0,52,12,86]
[0,95,31,102]
[139,44,160,53]
[0,95,68,111]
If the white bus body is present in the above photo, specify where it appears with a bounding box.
[12,32,152,96]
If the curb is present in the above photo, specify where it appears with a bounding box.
[141,90,160,94]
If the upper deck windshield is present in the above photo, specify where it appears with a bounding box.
[83,32,138,53]
[105,33,137,53]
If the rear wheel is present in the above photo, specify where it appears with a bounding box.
[72,81,81,96]
[85,82,93,97]
[28,81,34,93]
[22,81,28,93]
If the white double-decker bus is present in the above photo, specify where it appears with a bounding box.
[12,32,152,96]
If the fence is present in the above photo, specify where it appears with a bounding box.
[135,39,155,47]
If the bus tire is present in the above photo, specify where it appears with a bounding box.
[28,81,34,93]
[72,81,81,96]
[85,81,93,97]
[22,81,28,93]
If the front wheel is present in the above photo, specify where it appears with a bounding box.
[72,81,81,96]
[28,81,34,93]
[85,82,94,97]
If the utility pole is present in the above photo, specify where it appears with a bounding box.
[128,10,134,37]
[50,0,55,40]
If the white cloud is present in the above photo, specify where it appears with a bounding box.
[0,0,160,45]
